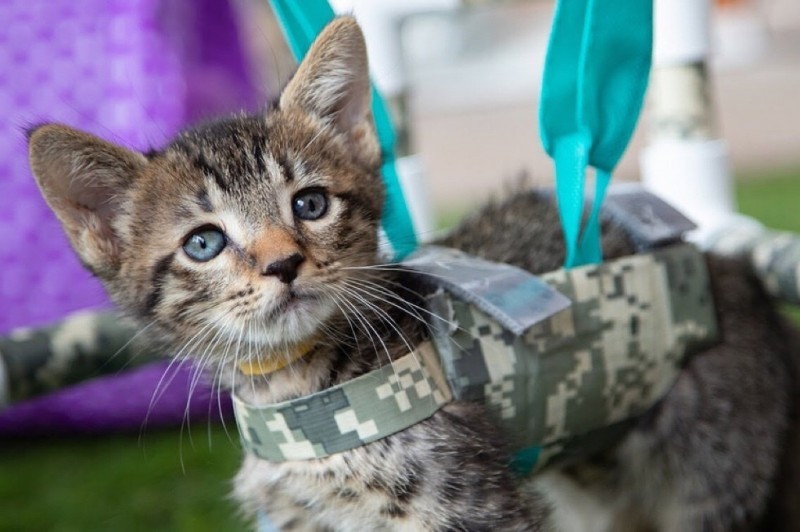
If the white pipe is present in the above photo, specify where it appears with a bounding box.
[641,139,742,235]
[641,0,760,244]
[331,0,456,244]
[653,0,712,65]
[396,155,436,242]
[331,0,459,97]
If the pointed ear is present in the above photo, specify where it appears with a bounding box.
[280,17,379,162]
[28,124,146,278]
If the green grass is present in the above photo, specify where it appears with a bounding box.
[0,426,244,531]
[736,167,800,323]
[1,167,798,531]
[736,167,800,233]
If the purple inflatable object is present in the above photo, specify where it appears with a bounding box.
[0,361,232,436]
[0,0,260,433]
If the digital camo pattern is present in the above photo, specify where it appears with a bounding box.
[0,310,156,405]
[708,227,800,306]
[234,342,451,461]
[404,246,571,336]
[430,243,718,467]
[234,244,718,467]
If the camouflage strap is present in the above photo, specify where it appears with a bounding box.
[708,227,800,306]
[404,246,572,336]
[233,342,452,461]
[0,310,157,405]
[234,244,718,467]
[428,242,718,471]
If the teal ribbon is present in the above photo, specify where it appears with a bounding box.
[512,0,653,475]
[510,445,541,476]
[268,0,418,260]
[539,0,653,267]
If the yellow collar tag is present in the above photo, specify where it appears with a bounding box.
[238,338,317,376]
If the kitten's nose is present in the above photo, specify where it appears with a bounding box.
[263,253,305,284]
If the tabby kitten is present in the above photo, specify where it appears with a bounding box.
[29,16,800,532]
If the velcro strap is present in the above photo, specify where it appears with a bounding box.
[403,246,571,336]
[603,184,697,251]
[233,342,451,462]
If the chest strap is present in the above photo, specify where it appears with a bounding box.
[234,342,451,461]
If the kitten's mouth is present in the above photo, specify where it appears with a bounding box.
[263,288,314,321]
[236,285,334,350]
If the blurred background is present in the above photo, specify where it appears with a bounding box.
[404,0,800,208]
[1,0,798,530]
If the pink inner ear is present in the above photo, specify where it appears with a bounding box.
[27,126,147,282]
[67,180,120,220]
[334,78,371,134]
[279,18,371,133]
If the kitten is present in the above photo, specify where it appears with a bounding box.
[28,16,800,532]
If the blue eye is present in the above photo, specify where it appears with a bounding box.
[292,189,328,221]
[183,226,226,262]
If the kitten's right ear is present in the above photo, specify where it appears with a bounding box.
[28,124,147,278]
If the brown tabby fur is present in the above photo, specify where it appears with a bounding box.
[28,17,800,532]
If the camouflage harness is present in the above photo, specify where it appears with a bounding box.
[233,241,719,471]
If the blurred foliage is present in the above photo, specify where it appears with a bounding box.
[736,167,800,233]
[0,425,244,531]
[736,167,800,323]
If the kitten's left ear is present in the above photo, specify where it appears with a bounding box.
[280,17,379,164]
[28,124,147,279]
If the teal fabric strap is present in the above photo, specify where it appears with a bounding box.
[268,0,418,259]
[540,0,653,267]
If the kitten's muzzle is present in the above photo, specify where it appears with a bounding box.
[262,252,304,284]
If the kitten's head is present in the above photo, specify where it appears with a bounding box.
[28,18,383,362]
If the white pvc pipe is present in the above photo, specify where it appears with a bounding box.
[331,0,458,97]
[396,155,436,242]
[331,0,455,244]
[653,0,712,65]
[641,139,752,240]
[641,0,759,244]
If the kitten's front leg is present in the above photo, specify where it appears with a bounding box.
[234,454,333,532]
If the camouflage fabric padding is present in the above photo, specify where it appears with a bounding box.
[430,243,718,468]
[404,246,572,336]
[234,342,452,461]
[0,310,155,405]
[708,227,800,306]
[234,243,719,466]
